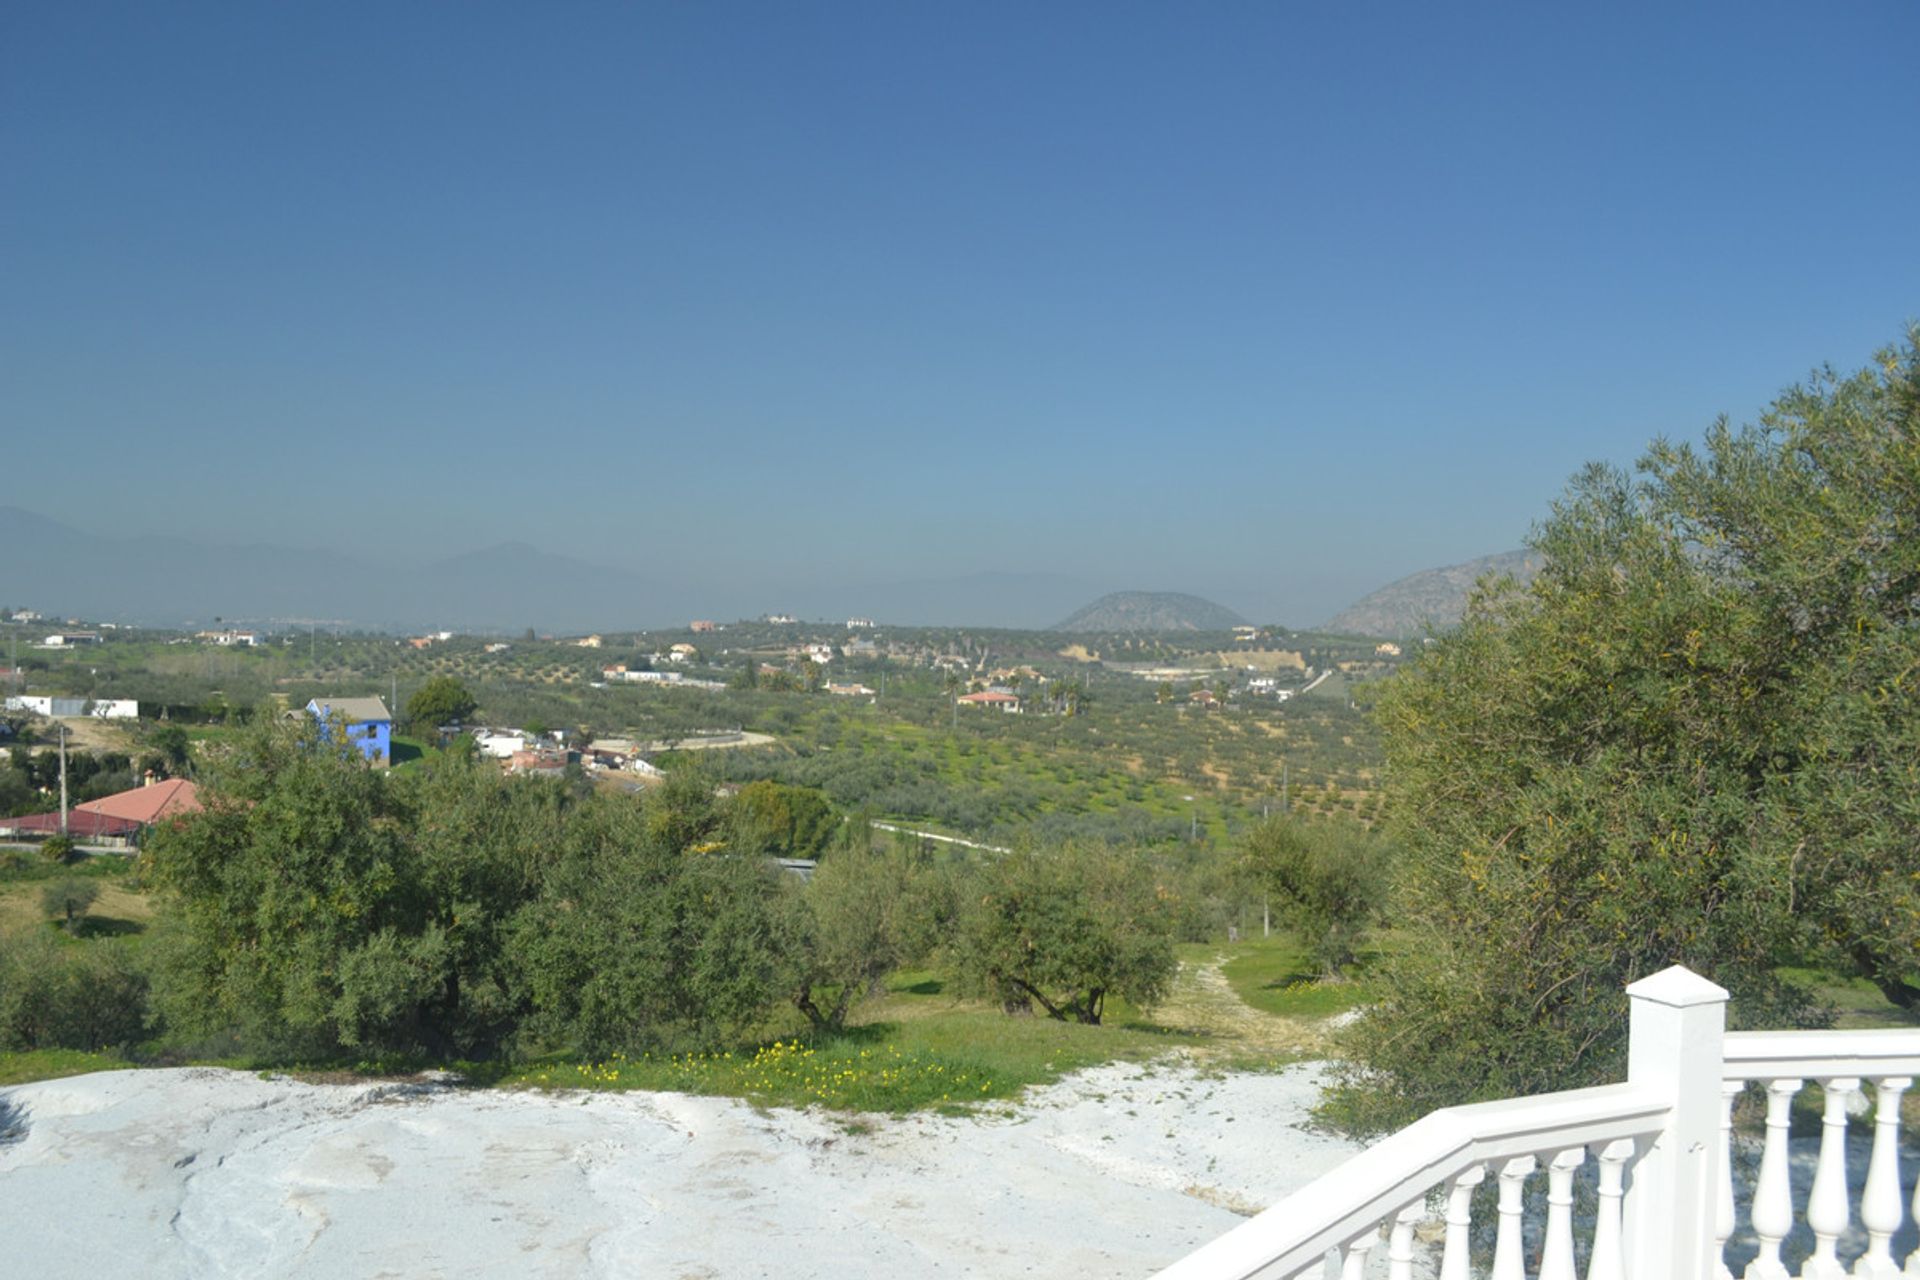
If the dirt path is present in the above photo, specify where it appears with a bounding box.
[1149,951,1335,1060]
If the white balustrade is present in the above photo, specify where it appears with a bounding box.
[1387,1203,1422,1280]
[1718,1081,1743,1280]
[1538,1147,1583,1280]
[1802,1077,1859,1280]
[1745,1077,1801,1280]
[1439,1165,1485,1280]
[1155,972,1920,1280]
[1341,1225,1377,1279]
[1860,1078,1911,1280]
[1586,1138,1633,1280]
[1491,1154,1536,1280]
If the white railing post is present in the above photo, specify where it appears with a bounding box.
[1624,965,1730,1280]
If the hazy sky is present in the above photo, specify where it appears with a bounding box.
[4,2,1916,623]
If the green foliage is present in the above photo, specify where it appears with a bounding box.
[40,877,99,929]
[950,843,1176,1024]
[727,779,835,859]
[144,720,546,1060]
[405,675,478,733]
[511,799,791,1059]
[1240,817,1388,975]
[779,842,950,1031]
[41,834,76,864]
[1336,333,1920,1134]
[0,930,149,1052]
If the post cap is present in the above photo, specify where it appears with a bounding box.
[1624,965,1729,1008]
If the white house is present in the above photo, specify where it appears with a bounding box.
[4,695,137,719]
[474,730,527,759]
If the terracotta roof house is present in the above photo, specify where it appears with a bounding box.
[76,778,201,826]
[0,777,202,844]
[957,691,1022,712]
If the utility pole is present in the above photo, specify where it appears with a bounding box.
[58,721,69,837]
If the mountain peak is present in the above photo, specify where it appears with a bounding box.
[1052,591,1247,632]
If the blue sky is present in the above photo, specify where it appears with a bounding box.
[4,2,1915,623]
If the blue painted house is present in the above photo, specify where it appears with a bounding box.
[307,696,393,765]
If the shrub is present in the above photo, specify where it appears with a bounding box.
[950,843,1176,1024]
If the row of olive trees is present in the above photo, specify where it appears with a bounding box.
[131,717,1188,1064]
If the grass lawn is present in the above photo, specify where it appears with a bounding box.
[0,857,152,941]
[0,1048,131,1087]
[387,735,438,771]
[494,971,1204,1113]
[1219,933,1376,1020]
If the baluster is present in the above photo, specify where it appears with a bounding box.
[1586,1138,1634,1280]
[1805,1077,1860,1280]
[1719,1081,1744,1280]
[1493,1155,1537,1280]
[1388,1203,1422,1280]
[1858,1076,1910,1280]
[1538,1147,1584,1280]
[1746,1078,1802,1280]
[1341,1224,1379,1280]
[1441,1164,1486,1280]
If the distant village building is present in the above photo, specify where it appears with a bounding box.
[766,614,797,625]
[307,696,392,765]
[845,617,875,630]
[573,635,603,649]
[506,749,567,778]
[5,695,138,719]
[37,632,103,649]
[1375,641,1403,657]
[804,643,835,665]
[199,629,261,647]
[474,730,528,759]
[484,642,512,653]
[957,690,1021,713]
[690,620,717,633]
[826,682,876,699]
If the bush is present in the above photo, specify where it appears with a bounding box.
[41,878,100,931]
[0,931,150,1052]
[1240,817,1388,976]
[950,843,1176,1024]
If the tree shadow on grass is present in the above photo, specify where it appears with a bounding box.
[71,916,146,939]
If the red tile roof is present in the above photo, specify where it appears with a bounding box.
[74,778,202,825]
[1,809,142,838]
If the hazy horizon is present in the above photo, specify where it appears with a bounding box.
[4,3,1915,624]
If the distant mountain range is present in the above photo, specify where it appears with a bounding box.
[2,503,1535,637]
[0,506,1111,632]
[1320,550,1542,638]
[1052,591,1248,632]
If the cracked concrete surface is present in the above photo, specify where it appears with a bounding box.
[0,1060,1358,1279]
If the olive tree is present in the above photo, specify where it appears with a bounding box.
[1331,332,1920,1133]
[951,843,1175,1025]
